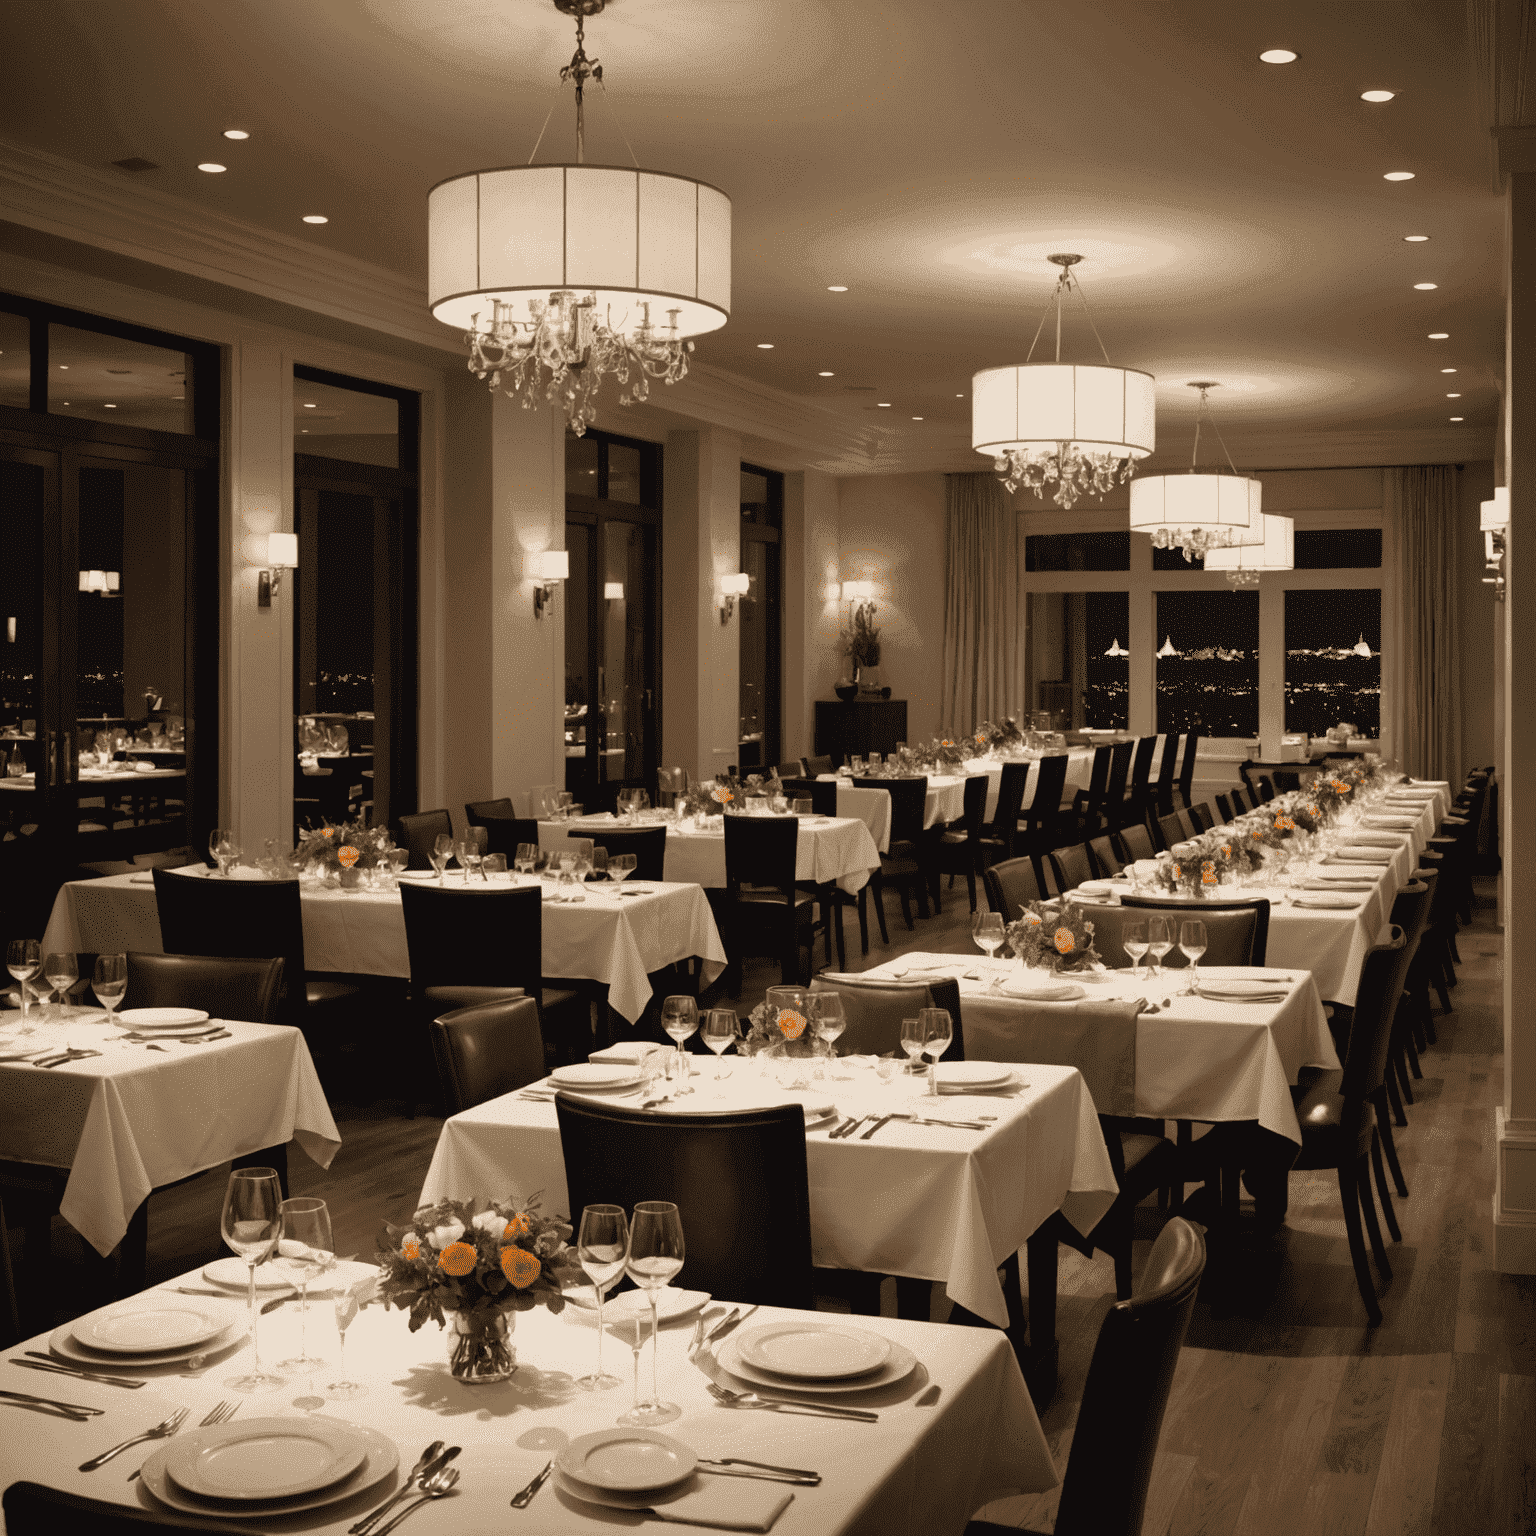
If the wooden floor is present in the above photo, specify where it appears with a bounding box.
[23,873,1534,1533]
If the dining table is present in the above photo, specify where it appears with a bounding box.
[40,868,729,1027]
[952,749,1101,821]
[0,1271,1058,1535]
[812,776,973,852]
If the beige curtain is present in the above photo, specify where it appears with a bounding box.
[1388,464,1462,781]
[940,473,1019,733]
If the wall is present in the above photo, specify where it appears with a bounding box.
[782,468,841,762]
[1459,459,1499,781]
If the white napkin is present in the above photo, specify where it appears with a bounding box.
[1345,832,1403,847]
[590,1042,668,1065]
[1326,848,1391,864]
[227,865,265,880]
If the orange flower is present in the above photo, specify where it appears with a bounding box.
[975,734,986,745]
[1173,864,1182,880]
[401,1238,421,1262]
[337,845,360,868]
[321,827,334,839]
[438,1241,477,1277]
[1201,860,1218,884]
[1274,817,1287,831]
[1220,844,1232,859]
[500,1245,541,1289]
[503,1213,531,1239]
[777,1008,807,1040]
[1025,911,1042,927]
[1053,927,1075,955]
[711,786,734,804]
[942,739,952,747]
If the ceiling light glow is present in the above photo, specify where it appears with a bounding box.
[223,129,250,140]
[827,285,848,292]
[1384,170,1415,181]
[1429,332,1449,339]
[302,215,329,224]
[1447,393,1462,398]
[1450,416,1464,421]
[818,371,834,376]
[1361,90,1395,103]
[1441,368,1457,373]
[1259,49,1298,63]
[756,343,774,349]
[1404,234,1429,242]
[1414,282,1438,290]
[877,402,891,408]
[197,162,226,173]
[911,416,923,420]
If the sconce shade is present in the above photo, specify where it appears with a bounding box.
[720,572,750,596]
[1481,487,1509,532]
[266,532,299,569]
[841,580,876,600]
[528,550,570,581]
[604,582,625,601]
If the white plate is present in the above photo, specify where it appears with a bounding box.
[736,1320,890,1380]
[1196,978,1296,997]
[140,1423,396,1521]
[564,1285,711,1322]
[397,870,437,881]
[1293,893,1364,910]
[551,1062,644,1089]
[716,1331,918,1395]
[557,1429,696,1493]
[544,1072,643,1094]
[554,1468,703,1512]
[1000,981,1085,1002]
[48,1317,243,1368]
[932,1062,1014,1089]
[1077,880,1116,896]
[201,1256,294,1291]
[165,1418,368,1501]
[115,1007,209,1031]
[73,1299,227,1354]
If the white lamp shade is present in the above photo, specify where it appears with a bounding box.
[527,550,570,582]
[429,164,731,338]
[1206,514,1294,572]
[78,571,90,591]
[106,571,120,592]
[720,572,751,596]
[604,582,625,601]
[841,580,876,600]
[1129,473,1262,534]
[86,570,107,592]
[266,532,299,569]
[971,363,1156,459]
[1481,487,1509,531]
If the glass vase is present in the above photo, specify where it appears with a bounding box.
[445,1308,517,1384]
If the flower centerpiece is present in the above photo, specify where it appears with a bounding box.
[1005,900,1101,975]
[933,737,969,769]
[744,998,815,1055]
[378,1195,583,1384]
[974,717,1025,755]
[295,819,394,888]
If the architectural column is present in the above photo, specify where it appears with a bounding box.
[782,469,841,762]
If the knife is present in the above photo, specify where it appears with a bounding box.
[14,1356,146,1389]
[704,1306,741,1343]
[860,1114,895,1140]
[509,1458,554,1508]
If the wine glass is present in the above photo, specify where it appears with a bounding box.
[608,853,637,885]
[92,953,127,1029]
[618,1201,684,1426]
[899,1015,926,1077]
[1179,919,1208,998]
[617,788,634,822]
[660,996,698,1094]
[277,1197,334,1379]
[701,1009,737,1092]
[6,939,40,1032]
[388,848,409,888]
[576,1204,629,1391]
[326,1278,369,1400]
[209,828,230,874]
[971,911,1005,962]
[221,1167,286,1392]
[430,833,452,885]
[514,842,539,881]
[1146,917,1174,978]
[918,1006,952,1097]
[41,950,77,1019]
[590,847,608,881]
[1122,921,1149,981]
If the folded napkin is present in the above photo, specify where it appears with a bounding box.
[228,865,266,879]
[1363,816,1417,829]
[1344,832,1404,847]
[558,1472,794,1530]
[1300,880,1374,891]
[1310,865,1379,882]
[590,1042,669,1065]
[1326,848,1391,863]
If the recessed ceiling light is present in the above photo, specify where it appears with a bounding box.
[1361,90,1396,103]
[827,285,848,292]
[1259,49,1298,63]
[1441,368,1457,373]
[757,343,774,349]
[197,162,226,173]
[1384,170,1415,181]
[911,416,923,420]
[300,428,309,434]
[303,402,317,408]
[103,403,116,409]
[1447,392,1462,398]
[223,129,250,140]
[57,365,68,370]
[1450,416,1464,421]
[877,402,891,408]
[1414,282,1438,290]
[818,371,834,377]
[1429,332,1449,339]
[302,215,329,225]
[1404,234,1429,242]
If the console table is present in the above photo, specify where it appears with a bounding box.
[814,699,908,766]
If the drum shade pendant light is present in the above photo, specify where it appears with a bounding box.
[427,0,731,435]
[972,254,1156,509]
[1205,514,1294,587]
[1128,382,1261,561]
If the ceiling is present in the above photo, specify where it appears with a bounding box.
[0,0,1511,471]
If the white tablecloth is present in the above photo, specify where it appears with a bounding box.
[543,815,881,895]
[822,777,971,852]
[0,1280,1056,1535]
[420,1063,1117,1331]
[959,750,1099,820]
[860,956,1337,1144]
[0,1012,338,1255]
[40,871,727,1026]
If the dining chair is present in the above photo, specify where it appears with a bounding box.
[476,814,543,859]
[1152,732,1181,816]
[774,760,808,780]
[964,1219,1206,1536]
[782,778,877,956]
[1087,834,1124,879]
[589,826,668,881]
[394,808,454,870]
[3,1481,229,1534]
[464,797,516,824]
[779,777,839,815]
[1101,740,1134,830]
[982,856,1047,922]
[1048,842,1094,897]
[1117,896,1271,966]
[854,775,933,927]
[1067,745,1114,837]
[1214,792,1234,823]
[802,754,833,776]
[126,953,284,1024]
[1187,802,1216,833]
[151,869,359,1035]
[1173,729,1203,811]
[1017,754,1071,888]
[554,1096,813,1308]
[1114,821,1157,864]
[1255,775,1276,803]
[1376,878,1434,1199]
[655,766,689,808]
[0,1196,17,1350]
[808,974,964,1060]
[1155,810,1188,852]
[1118,735,1159,830]
[935,772,990,912]
[429,996,547,1113]
[979,761,1031,865]
[718,815,817,988]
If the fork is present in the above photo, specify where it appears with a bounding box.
[128,1400,235,1480]
[373,1466,461,1535]
[707,1382,878,1421]
[79,1406,189,1470]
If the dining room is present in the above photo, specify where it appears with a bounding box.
[0,3,1531,1534]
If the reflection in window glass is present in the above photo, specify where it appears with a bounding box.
[1152,544,1203,571]
[1155,590,1259,735]
[1293,528,1382,569]
[1026,591,1130,730]
[741,469,770,524]
[606,443,641,503]
[1024,531,1130,572]
[0,460,44,736]
[48,325,191,434]
[0,311,28,410]
[297,491,376,716]
[1285,589,1381,736]
[294,378,398,467]
[564,521,591,762]
[566,433,600,487]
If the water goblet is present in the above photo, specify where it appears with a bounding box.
[221,1167,286,1393]
[1146,917,1174,977]
[660,996,698,1093]
[92,953,126,1030]
[576,1204,629,1391]
[701,1008,737,1093]
[430,833,452,885]
[899,1015,926,1078]
[482,852,507,876]
[809,993,850,1079]
[608,853,637,884]
[972,910,1005,962]
[388,848,409,888]
[277,1197,334,1378]
[6,939,40,1032]
[918,1006,952,1096]
[1178,919,1208,997]
[41,950,77,1016]
[590,847,608,881]
[514,842,539,881]
[618,1201,684,1426]
[1123,922,1149,980]
[792,798,813,816]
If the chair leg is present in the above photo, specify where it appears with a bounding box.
[1373,1089,1409,1198]
[1384,1063,1407,1127]
[855,890,870,955]
[894,1277,932,1321]
[965,868,977,913]
[898,885,914,931]
[1403,1026,1422,1081]
[1338,1162,1383,1325]
[1420,984,1437,1045]
[1395,1048,1414,1107]
[1449,931,1462,965]
[869,876,889,945]
[1357,1151,1392,1281]
[1370,1134,1402,1241]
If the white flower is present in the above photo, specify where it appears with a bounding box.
[427,1218,465,1249]
[471,1211,505,1236]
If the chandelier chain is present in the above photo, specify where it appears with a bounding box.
[1022,267,1113,367]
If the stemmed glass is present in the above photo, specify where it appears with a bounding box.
[514,842,540,881]
[576,1204,629,1391]
[618,1201,684,1427]
[589,847,608,881]
[1146,918,1173,977]
[1179,919,1208,997]
[899,1015,927,1079]
[6,940,40,1032]
[92,954,127,1029]
[608,853,637,885]
[42,951,77,1019]
[701,1009,737,1093]
[326,1279,368,1401]
[660,996,698,1094]
[1123,922,1149,980]
[277,1197,334,1380]
[430,833,452,885]
[809,994,848,1078]
[388,848,409,888]
[917,1006,952,1097]
[971,911,1005,964]
[209,829,240,877]
[617,789,634,822]
[221,1167,286,1393]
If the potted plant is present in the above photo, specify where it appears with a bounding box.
[842,599,882,694]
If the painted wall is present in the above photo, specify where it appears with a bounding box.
[1459,460,1499,781]
[782,468,841,762]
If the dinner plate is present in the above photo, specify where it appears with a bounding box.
[397,870,438,882]
[1000,981,1085,1002]
[73,1299,228,1354]
[49,1316,243,1368]
[1195,978,1295,998]
[139,1423,397,1521]
[1077,880,1116,896]
[563,1285,711,1322]
[557,1429,696,1493]
[201,1256,296,1291]
[165,1418,368,1501]
[932,1062,1014,1089]
[542,1072,643,1094]
[1293,893,1363,909]
[551,1062,644,1089]
[554,1468,709,1512]
[716,1331,918,1395]
[736,1320,891,1380]
[115,1007,209,1031]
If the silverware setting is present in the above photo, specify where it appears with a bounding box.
[351,1443,456,1536]
[78,1405,189,1470]
[129,1399,237,1481]
[35,1048,103,1069]
[829,1115,867,1139]
[859,1114,895,1140]
[707,1382,879,1422]
[509,1458,553,1508]
[697,1457,822,1485]
[0,1386,104,1420]
[373,1466,460,1534]
[14,1353,145,1388]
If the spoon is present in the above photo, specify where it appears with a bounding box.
[373,1467,460,1535]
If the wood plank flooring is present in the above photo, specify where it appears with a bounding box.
[18,873,1534,1534]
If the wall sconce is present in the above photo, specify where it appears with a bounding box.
[258,532,298,608]
[718,571,750,623]
[604,582,625,612]
[77,570,120,596]
[840,579,876,602]
[1485,527,1507,601]
[528,550,569,618]
[1481,487,1509,532]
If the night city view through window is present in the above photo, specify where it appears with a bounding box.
[1156,590,1259,736]
[1026,591,1129,730]
[1285,588,1382,737]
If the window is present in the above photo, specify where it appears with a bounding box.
[739,464,783,769]
[1294,529,1381,569]
[0,310,28,410]
[1155,590,1259,736]
[1285,589,1381,736]
[48,324,193,435]
[1025,530,1130,572]
[294,378,398,467]
[1025,591,1129,729]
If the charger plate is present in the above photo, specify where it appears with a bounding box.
[73,1299,227,1354]
[716,1330,917,1395]
[736,1320,890,1380]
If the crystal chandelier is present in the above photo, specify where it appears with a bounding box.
[1205,514,1294,587]
[971,254,1156,509]
[426,0,731,435]
[1127,382,1261,561]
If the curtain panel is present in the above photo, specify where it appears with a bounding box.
[1387,464,1462,781]
[941,473,1020,734]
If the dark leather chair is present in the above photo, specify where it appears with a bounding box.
[1117,896,1271,966]
[464,798,516,824]
[1101,740,1134,831]
[554,1095,813,1309]
[854,776,934,928]
[802,754,833,776]
[126,953,284,1024]
[1187,802,1216,833]
[1214,792,1234,823]
[775,760,807,780]
[1066,745,1114,837]
[1017,754,1070,885]
[1048,842,1093,897]
[151,869,358,1034]
[1173,729,1203,811]
[589,827,668,882]
[1256,774,1276,803]
[394,808,453,870]
[780,778,839,816]
[982,856,1046,922]
[1087,834,1123,878]
[935,773,990,913]
[809,974,964,1060]
[784,779,876,957]
[429,997,546,1113]
[718,816,817,988]
[1118,735,1159,830]
[4,1482,227,1535]
[1228,785,1251,814]
[1377,879,1435,1200]
[474,814,542,860]
[1152,731,1181,817]
[979,761,1030,865]
[1155,810,1189,852]
[0,1197,18,1350]
[1115,821,1157,864]
[965,1219,1206,1536]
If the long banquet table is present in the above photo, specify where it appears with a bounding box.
[40,868,728,1025]
[0,1277,1058,1534]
